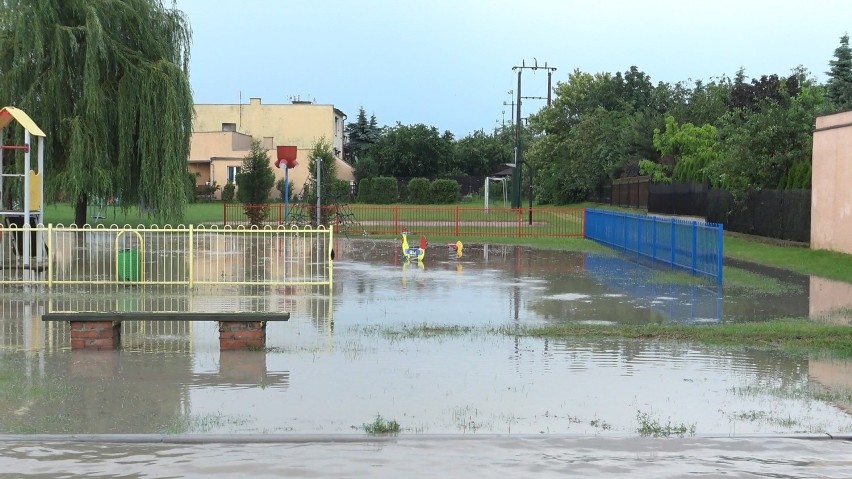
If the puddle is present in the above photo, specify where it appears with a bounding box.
[2,238,852,475]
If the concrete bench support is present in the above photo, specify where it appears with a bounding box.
[43,312,290,351]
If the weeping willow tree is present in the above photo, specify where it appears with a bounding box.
[0,0,193,225]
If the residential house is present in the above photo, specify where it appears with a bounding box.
[189,97,354,200]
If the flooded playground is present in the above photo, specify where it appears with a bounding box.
[2,238,852,477]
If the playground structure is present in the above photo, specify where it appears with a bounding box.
[483,176,508,213]
[401,230,427,262]
[275,145,298,223]
[0,224,334,287]
[0,106,47,280]
[284,174,366,237]
[448,240,464,258]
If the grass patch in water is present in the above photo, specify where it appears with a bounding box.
[731,384,852,406]
[636,410,696,438]
[648,270,711,287]
[728,410,799,428]
[500,319,852,358]
[354,320,852,358]
[353,323,475,339]
[649,267,801,296]
[162,413,253,434]
[359,414,401,435]
[723,267,802,295]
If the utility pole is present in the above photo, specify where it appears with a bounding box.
[511,59,557,209]
[503,90,515,127]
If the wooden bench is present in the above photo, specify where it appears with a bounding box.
[42,311,290,351]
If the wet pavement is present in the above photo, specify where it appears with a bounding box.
[2,238,852,476]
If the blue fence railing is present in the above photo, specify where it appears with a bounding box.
[584,209,724,285]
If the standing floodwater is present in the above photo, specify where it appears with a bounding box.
[1,238,851,476]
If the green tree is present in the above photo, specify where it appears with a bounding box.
[344,107,381,165]
[0,0,193,225]
[304,137,338,216]
[710,85,824,194]
[369,123,454,177]
[236,139,275,226]
[530,108,628,204]
[652,116,720,183]
[353,156,378,182]
[826,34,852,111]
[454,129,512,176]
[528,67,659,202]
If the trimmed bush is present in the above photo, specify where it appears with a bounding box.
[222,183,236,202]
[430,179,460,204]
[357,178,372,203]
[407,177,431,204]
[371,176,399,204]
[328,179,351,203]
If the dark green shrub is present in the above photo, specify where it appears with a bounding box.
[328,179,352,203]
[430,179,460,204]
[371,176,399,204]
[222,183,236,202]
[407,178,431,204]
[275,178,295,202]
[357,178,372,203]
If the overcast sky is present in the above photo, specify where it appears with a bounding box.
[177,0,852,137]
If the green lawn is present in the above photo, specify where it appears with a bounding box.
[45,202,226,226]
[724,235,852,284]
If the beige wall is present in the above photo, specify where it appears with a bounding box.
[811,111,852,254]
[188,131,254,199]
[190,131,252,161]
[188,163,210,185]
[192,98,354,199]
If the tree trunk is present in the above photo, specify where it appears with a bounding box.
[74,193,88,226]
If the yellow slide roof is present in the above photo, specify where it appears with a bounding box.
[0,106,46,137]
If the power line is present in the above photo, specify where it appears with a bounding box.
[509,59,557,209]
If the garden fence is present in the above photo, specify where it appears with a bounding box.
[584,208,724,285]
[223,204,585,238]
[0,224,333,287]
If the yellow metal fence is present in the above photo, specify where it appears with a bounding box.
[0,224,334,286]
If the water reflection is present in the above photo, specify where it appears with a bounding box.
[809,276,852,324]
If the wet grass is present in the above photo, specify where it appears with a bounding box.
[731,384,852,406]
[589,418,612,431]
[727,410,800,429]
[635,410,696,437]
[722,267,803,295]
[508,320,852,358]
[649,266,802,296]
[163,413,253,434]
[725,235,852,284]
[357,320,852,358]
[352,323,476,339]
[358,414,401,435]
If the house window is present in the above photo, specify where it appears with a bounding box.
[263,137,273,149]
[334,117,340,137]
[222,123,237,132]
[227,166,241,184]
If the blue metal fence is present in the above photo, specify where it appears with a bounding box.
[584,208,724,285]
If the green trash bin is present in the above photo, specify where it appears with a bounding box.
[117,248,140,281]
